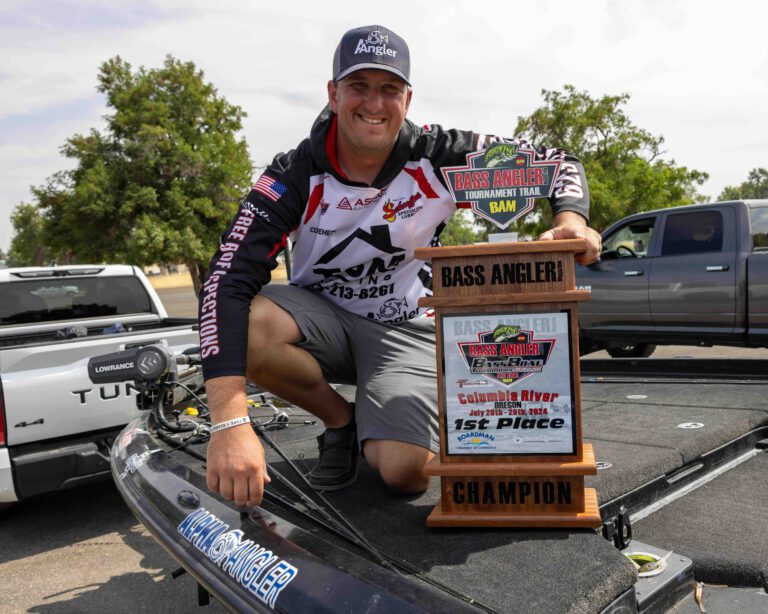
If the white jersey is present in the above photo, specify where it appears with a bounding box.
[290,160,454,323]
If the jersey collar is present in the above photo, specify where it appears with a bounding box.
[310,105,416,189]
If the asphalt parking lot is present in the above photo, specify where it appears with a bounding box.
[0,481,228,613]
[1,286,765,612]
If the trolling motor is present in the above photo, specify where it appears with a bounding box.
[87,344,204,430]
[88,344,175,385]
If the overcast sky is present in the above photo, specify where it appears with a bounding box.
[1,0,766,252]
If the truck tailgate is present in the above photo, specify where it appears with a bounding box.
[0,327,198,446]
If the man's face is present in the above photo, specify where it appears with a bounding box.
[328,69,412,159]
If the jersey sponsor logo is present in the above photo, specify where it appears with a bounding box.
[457,325,555,386]
[312,225,406,281]
[336,192,383,210]
[200,208,258,358]
[382,192,422,222]
[241,199,271,223]
[369,296,418,322]
[309,226,336,236]
[379,297,407,319]
[355,32,398,57]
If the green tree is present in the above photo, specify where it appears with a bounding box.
[497,85,709,237]
[8,203,49,266]
[32,55,252,292]
[719,168,768,200]
[440,209,482,246]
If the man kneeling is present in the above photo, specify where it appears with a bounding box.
[200,24,598,507]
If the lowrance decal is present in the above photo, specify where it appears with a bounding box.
[178,508,298,608]
[94,362,135,373]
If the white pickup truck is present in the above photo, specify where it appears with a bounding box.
[0,265,199,503]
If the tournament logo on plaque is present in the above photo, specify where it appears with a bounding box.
[441,143,562,229]
[457,325,555,386]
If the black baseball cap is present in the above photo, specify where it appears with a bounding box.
[332,25,411,85]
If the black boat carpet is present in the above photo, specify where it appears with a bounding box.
[633,451,768,590]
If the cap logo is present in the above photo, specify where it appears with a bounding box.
[366,31,388,45]
[355,35,398,57]
[335,25,410,84]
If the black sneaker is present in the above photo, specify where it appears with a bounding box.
[307,418,359,491]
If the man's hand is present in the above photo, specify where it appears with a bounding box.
[206,425,271,507]
[539,211,602,265]
[204,375,270,507]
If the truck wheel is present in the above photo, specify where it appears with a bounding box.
[579,336,601,356]
[607,343,656,358]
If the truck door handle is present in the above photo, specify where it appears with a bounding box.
[706,265,729,272]
[624,271,643,276]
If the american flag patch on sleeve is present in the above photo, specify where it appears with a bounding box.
[252,174,288,202]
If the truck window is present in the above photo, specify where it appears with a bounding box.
[750,207,768,252]
[602,218,655,258]
[661,210,723,256]
[0,276,154,325]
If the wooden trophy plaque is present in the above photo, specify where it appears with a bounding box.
[415,239,601,528]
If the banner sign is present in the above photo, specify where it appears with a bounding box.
[442,311,576,455]
[441,143,561,229]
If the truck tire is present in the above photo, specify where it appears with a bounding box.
[607,343,656,358]
[578,336,601,356]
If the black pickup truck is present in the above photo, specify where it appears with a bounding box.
[577,199,768,357]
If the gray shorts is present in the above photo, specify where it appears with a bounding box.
[260,284,439,452]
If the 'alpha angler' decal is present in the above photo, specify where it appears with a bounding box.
[178,508,298,609]
[458,325,554,385]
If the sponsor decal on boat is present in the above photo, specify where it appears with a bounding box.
[119,449,160,479]
[178,508,298,608]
